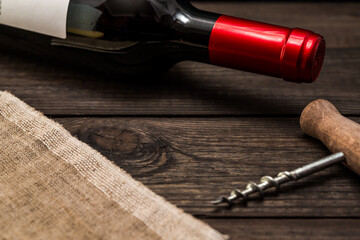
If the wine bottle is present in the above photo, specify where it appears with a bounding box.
[0,0,326,83]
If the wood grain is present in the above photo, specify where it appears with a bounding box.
[1,2,359,239]
[0,48,359,116]
[55,117,360,217]
[203,219,360,240]
[301,99,360,175]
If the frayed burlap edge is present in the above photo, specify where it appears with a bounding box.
[0,91,227,240]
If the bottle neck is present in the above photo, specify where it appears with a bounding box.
[148,0,326,83]
[67,0,326,83]
[150,0,220,45]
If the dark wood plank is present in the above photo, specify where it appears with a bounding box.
[55,117,360,217]
[1,47,359,116]
[203,219,360,240]
[1,3,359,239]
[0,3,359,116]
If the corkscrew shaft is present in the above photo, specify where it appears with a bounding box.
[212,152,346,205]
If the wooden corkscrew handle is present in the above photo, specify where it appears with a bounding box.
[300,99,360,175]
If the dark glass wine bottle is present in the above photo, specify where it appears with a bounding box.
[0,0,326,83]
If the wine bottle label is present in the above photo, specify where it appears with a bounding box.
[0,0,70,38]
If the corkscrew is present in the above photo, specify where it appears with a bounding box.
[213,99,360,205]
[212,152,345,205]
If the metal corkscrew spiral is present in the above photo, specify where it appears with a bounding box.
[212,152,346,205]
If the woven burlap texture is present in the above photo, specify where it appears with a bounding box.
[0,91,226,240]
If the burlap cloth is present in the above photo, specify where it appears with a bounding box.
[0,91,226,240]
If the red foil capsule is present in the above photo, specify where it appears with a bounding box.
[209,15,326,83]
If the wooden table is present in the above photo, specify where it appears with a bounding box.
[1,2,360,239]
